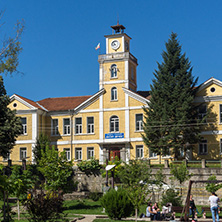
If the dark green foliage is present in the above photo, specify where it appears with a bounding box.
[205,174,222,193]
[25,189,68,222]
[142,32,204,158]
[89,192,103,201]
[161,188,182,207]
[100,188,134,220]
[0,76,22,158]
[77,158,102,176]
[33,133,50,164]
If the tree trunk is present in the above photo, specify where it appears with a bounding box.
[17,199,20,220]
[135,207,138,222]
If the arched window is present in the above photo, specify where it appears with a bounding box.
[111,87,117,101]
[111,64,117,78]
[110,115,119,132]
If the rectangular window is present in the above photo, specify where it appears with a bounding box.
[135,114,143,131]
[75,117,82,134]
[63,118,70,135]
[75,148,82,160]
[87,117,94,134]
[52,119,59,135]
[64,148,71,161]
[199,140,208,155]
[21,117,27,134]
[220,104,222,123]
[136,145,143,158]
[198,105,207,123]
[20,147,27,160]
[87,147,94,159]
[149,149,157,158]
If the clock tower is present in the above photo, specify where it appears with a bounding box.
[98,22,138,92]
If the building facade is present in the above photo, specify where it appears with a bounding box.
[5,24,222,164]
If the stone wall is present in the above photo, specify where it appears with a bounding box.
[74,168,222,205]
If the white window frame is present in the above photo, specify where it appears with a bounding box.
[51,119,59,136]
[75,117,82,134]
[110,115,119,132]
[21,117,27,135]
[75,148,82,160]
[63,118,70,135]
[87,147,94,159]
[199,140,208,155]
[20,147,27,160]
[111,87,117,101]
[135,114,143,131]
[64,148,71,161]
[87,117,94,134]
[136,145,143,158]
[220,104,222,123]
[111,64,117,78]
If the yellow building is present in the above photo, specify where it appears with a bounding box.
[6,23,222,164]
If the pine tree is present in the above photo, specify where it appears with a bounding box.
[142,33,203,159]
[0,76,22,158]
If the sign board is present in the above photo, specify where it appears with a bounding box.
[105,133,124,139]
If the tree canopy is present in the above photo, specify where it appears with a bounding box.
[142,32,204,159]
[0,76,22,158]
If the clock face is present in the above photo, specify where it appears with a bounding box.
[111,39,120,50]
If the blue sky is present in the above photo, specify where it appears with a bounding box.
[2,0,222,101]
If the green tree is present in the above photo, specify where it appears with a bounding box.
[38,146,73,192]
[170,162,192,194]
[118,160,152,222]
[0,76,22,158]
[9,166,34,220]
[142,32,204,159]
[33,133,50,164]
[0,12,24,76]
[205,174,222,193]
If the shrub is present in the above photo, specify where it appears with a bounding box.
[77,159,101,176]
[100,188,134,220]
[161,188,182,207]
[89,192,103,201]
[24,189,68,222]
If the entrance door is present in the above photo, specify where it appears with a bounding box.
[109,149,120,161]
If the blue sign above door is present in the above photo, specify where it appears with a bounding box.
[105,133,124,139]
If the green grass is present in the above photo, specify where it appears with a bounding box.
[93,220,147,222]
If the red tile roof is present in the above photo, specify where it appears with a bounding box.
[14,94,44,110]
[37,96,91,111]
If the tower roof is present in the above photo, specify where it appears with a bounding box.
[111,22,125,34]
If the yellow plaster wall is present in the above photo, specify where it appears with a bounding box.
[108,37,123,53]
[9,100,31,110]
[74,112,99,140]
[103,110,125,135]
[129,109,145,138]
[103,85,125,108]
[129,96,146,107]
[103,61,125,82]
[129,141,149,159]
[10,144,32,162]
[197,83,222,97]
[192,135,222,160]
[83,99,100,110]
[17,114,32,140]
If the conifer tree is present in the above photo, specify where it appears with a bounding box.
[0,76,22,158]
[142,33,203,159]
